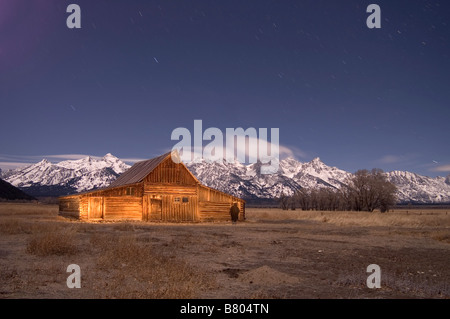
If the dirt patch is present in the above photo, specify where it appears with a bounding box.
[238,266,300,286]
[222,268,245,278]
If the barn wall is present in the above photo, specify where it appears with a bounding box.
[76,195,142,220]
[197,185,246,221]
[198,186,239,202]
[59,196,80,212]
[73,183,143,220]
[83,183,143,197]
[144,184,197,195]
[103,196,142,220]
[161,195,198,221]
[143,161,199,221]
[80,196,88,220]
[198,201,232,221]
[58,196,81,219]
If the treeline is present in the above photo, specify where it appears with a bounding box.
[279,169,397,213]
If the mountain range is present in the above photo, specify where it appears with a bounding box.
[1,154,450,204]
[0,154,129,197]
[186,157,450,203]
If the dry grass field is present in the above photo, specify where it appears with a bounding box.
[0,202,449,299]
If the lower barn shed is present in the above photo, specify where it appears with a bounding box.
[59,151,245,222]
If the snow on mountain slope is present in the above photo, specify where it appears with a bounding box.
[385,171,450,203]
[290,157,352,189]
[57,153,128,173]
[3,154,130,194]
[186,159,302,199]
[278,157,304,178]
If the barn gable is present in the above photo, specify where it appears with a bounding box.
[143,157,198,185]
[108,152,170,188]
[108,151,199,188]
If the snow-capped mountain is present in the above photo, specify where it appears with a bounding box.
[186,157,353,199]
[186,159,303,199]
[2,153,450,203]
[1,154,130,196]
[186,157,450,203]
[289,157,352,190]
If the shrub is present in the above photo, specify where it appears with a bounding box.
[26,227,78,256]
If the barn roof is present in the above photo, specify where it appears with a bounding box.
[108,151,171,188]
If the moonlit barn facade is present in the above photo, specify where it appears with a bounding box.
[59,151,245,222]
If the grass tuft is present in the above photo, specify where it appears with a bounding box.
[26,226,78,256]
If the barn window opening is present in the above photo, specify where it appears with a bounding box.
[174,197,180,203]
[126,187,136,196]
[182,197,189,203]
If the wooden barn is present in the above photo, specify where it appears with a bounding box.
[59,151,245,222]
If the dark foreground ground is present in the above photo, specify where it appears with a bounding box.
[0,203,449,299]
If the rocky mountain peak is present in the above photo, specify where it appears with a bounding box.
[103,153,118,161]
[37,159,50,165]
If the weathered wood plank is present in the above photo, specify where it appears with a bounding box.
[144,184,197,195]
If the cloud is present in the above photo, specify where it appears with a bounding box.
[0,154,47,171]
[119,157,148,163]
[44,154,146,164]
[172,131,307,164]
[0,154,93,171]
[281,145,309,159]
[430,164,450,173]
[378,155,405,164]
[0,153,92,163]
[42,154,95,161]
[0,162,32,171]
[376,154,420,165]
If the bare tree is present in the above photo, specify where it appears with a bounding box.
[291,168,397,212]
[347,169,397,212]
[295,189,311,211]
[278,193,290,210]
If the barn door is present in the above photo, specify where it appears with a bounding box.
[88,197,103,219]
[149,199,162,221]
